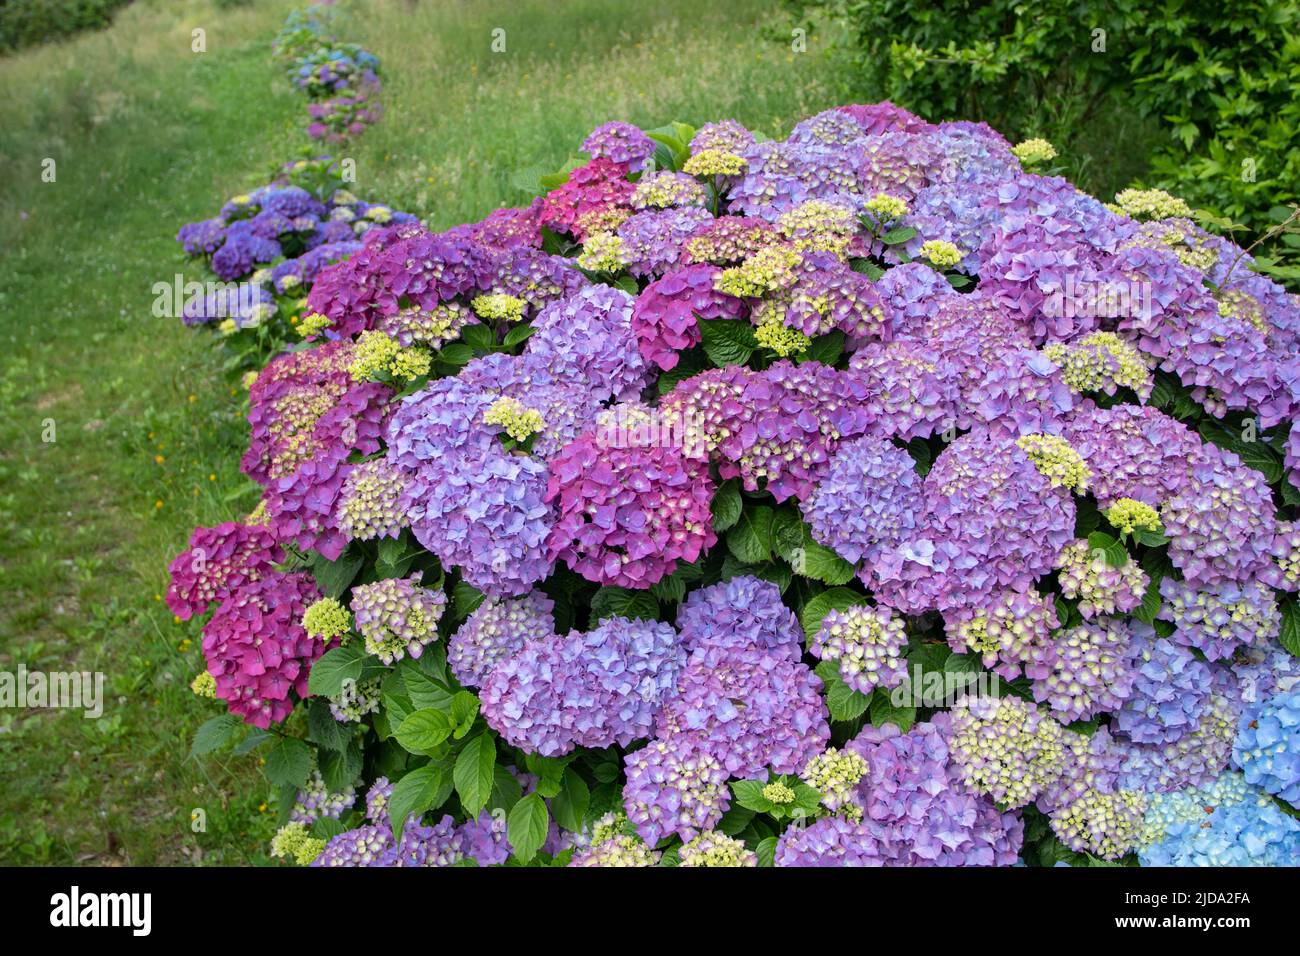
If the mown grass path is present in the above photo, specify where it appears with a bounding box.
[0,0,841,864]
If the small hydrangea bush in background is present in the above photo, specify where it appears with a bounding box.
[175,98,1300,867]
[273,6,384,142]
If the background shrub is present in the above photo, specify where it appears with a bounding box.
[0,0,133,53]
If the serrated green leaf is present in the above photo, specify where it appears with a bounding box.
[264,737,313,789]
[306,644,368,697]
[395,708,455,756]
[727,505,775,564]
[502,323,536,348]
[307,698,350,752]
[310,548,364,599]
[1280,599,1300,658]
[508,792,550,863]
[190,714,241,758]
[319,739,362,793]
[389,763,453,838]
[452,580,486,621]
[453,733,496,816]
[438,343,474,366]
[799,587,868,641]
[711,479,743,533]
[699,318,757,367]
[881,225,918,245]
[870,689,916,732]
[589,586,660,623]
[551,771,590,832]
[730,779,775,813]
[756,835,778,867]
[815,659,872,722]
[1086,531,1129,568]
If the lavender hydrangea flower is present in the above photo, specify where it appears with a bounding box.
[350,574,446,664]
[448,591,555,689]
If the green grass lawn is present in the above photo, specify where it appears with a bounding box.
[0,0,845,864]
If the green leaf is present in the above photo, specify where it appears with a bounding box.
[1280,599,1300,658]
[264,737,313,789]
[710,479,743,533]
[551,771,591,832]
[452,580,486,621]
[727,505,775,564]
[306,644,369,697]
[1132,573,1164,625]
[460,322,495,352]
[450,691,480,739]
[815,659,871,722]
[190,714,241,758]
[389,763,453,838]
[395,707,455,756]
[507,792,550,863]
[453,733,497,816]
[756,835,778,867]
[1086,531,1129,568]
[699,319,757,367]
[1198,419,1283,483]
[438,343,474,366]
[798,330,844,367]
[730,779,775,813]
[1133,529,1170,548]
[525,753,570,798]
[881,225,918,245]
[319,739,362,793]
[310,547,364,599]
[870,689,916,732]
[307,698,350,752]
[589,586,660,623]
[800,587,868,642]
[502,323,536,348]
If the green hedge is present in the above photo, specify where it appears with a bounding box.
[0,0,132,53]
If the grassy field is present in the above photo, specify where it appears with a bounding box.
[0,0,846,864]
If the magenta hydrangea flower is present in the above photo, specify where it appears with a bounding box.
[631,263,745,370]
[539,158,636,239]
[266,454,353,560]
[201,571,328,728]
[544,432,716,589]
[166,522,284,620]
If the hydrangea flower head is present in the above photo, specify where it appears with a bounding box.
[350,574,446,664]
[810,604,908,695]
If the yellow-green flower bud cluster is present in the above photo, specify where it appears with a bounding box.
[190,670,217,698]
[754,318,811,357]
[683,149,748,177]
[1105,498,1161,535]
[1011,138,1058,166]
[801,747,869,819]
[303,597,352,641]
[679,831,758,867]
[1107,188,1192,221]
[471,293,526,323]
[577,231,628,273]
[270,822,326,866]
[714,246,803,298]
[484,396,545,442]
[1016,433,1091,494]
[1042,332,1152,399]
[919,239,963,269]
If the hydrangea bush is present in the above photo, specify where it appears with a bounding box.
[178,100,1300,867]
